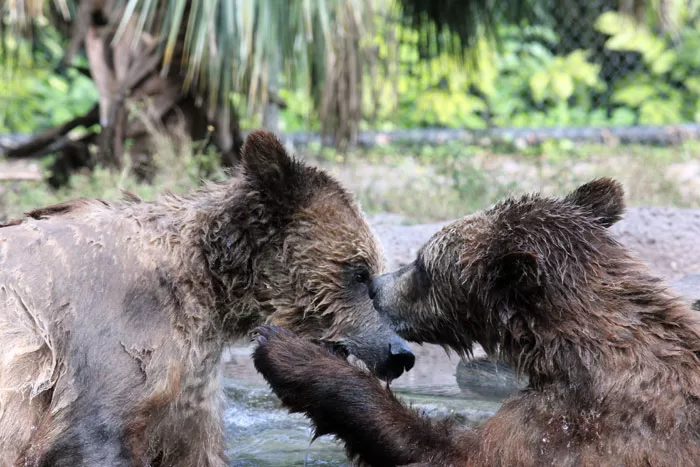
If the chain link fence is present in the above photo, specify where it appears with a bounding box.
[502,0,699,130]
[315,0,700,145]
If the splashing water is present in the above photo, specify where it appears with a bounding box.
[223,379,500,466]
[222,343,503,466]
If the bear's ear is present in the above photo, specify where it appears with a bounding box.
[241,129,301,205]
[564,178,625,227]
[495,251,542,293]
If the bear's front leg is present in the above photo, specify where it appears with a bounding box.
[162,409,228,467]
[253,326,470,467]
[152,383,228,467]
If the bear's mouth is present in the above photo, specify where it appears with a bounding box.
[324,341,351,359]
[322,337,415,382]
[322,342,379,376]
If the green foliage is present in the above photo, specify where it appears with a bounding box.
[595,11,700,124]
[278,9,700,132]
[0,31,98,133]
[276,88,316,132]
[362,25,608,129]
[280,22,611,131]
[281,16,696,132]
[3,5,700,135]
[487,26,606,127]
[528,51,601,104]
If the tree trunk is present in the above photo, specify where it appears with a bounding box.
[78,0,244,177]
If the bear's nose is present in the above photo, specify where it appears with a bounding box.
[389,335,415,373]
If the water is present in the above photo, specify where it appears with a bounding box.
[224,380,351,466]
[222,343,503,466]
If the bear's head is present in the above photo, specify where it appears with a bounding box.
[210,130,414,380]
[369,178,629,379]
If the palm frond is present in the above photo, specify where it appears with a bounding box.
[114,0,358,116]
[4,0,682,147]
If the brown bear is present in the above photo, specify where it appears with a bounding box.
[253,178,700,467]
[0,130,415,467]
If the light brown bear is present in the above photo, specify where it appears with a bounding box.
[0,130,414,467]
[254,178,700,467]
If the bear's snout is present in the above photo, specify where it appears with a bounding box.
[388,335,415,374]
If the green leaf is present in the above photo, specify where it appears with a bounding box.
[639,97,683,124]
[605,29,640,51]
[612,83,657,107]
[650,50,677,75]
[563,50,601,86]
[551,71,574,101]
[529,71,549,103]
[595,11,631,35]
[610,107,637,125]
[638,37,668,65]
[686,77,700,96]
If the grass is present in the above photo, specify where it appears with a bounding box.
[0,128,227,222]
[2,135,699,224]
[309,139,700,223]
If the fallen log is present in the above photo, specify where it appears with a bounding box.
[0,172,43,181]
[3,105,99,159]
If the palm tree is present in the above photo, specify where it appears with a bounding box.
[0,0,656,180]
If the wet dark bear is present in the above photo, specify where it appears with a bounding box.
[254,179,700,467]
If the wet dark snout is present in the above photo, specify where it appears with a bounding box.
[388,334,415,377]
[347,327,416,381]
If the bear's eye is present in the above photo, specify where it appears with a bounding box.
[353,268,370,284]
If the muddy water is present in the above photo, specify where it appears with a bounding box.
[222,343,501,466]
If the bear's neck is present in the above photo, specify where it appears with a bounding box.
[513,268,700,403]
[159,177,283,339]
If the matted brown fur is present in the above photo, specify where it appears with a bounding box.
[254,179,700,467]
[0,130,414,466]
